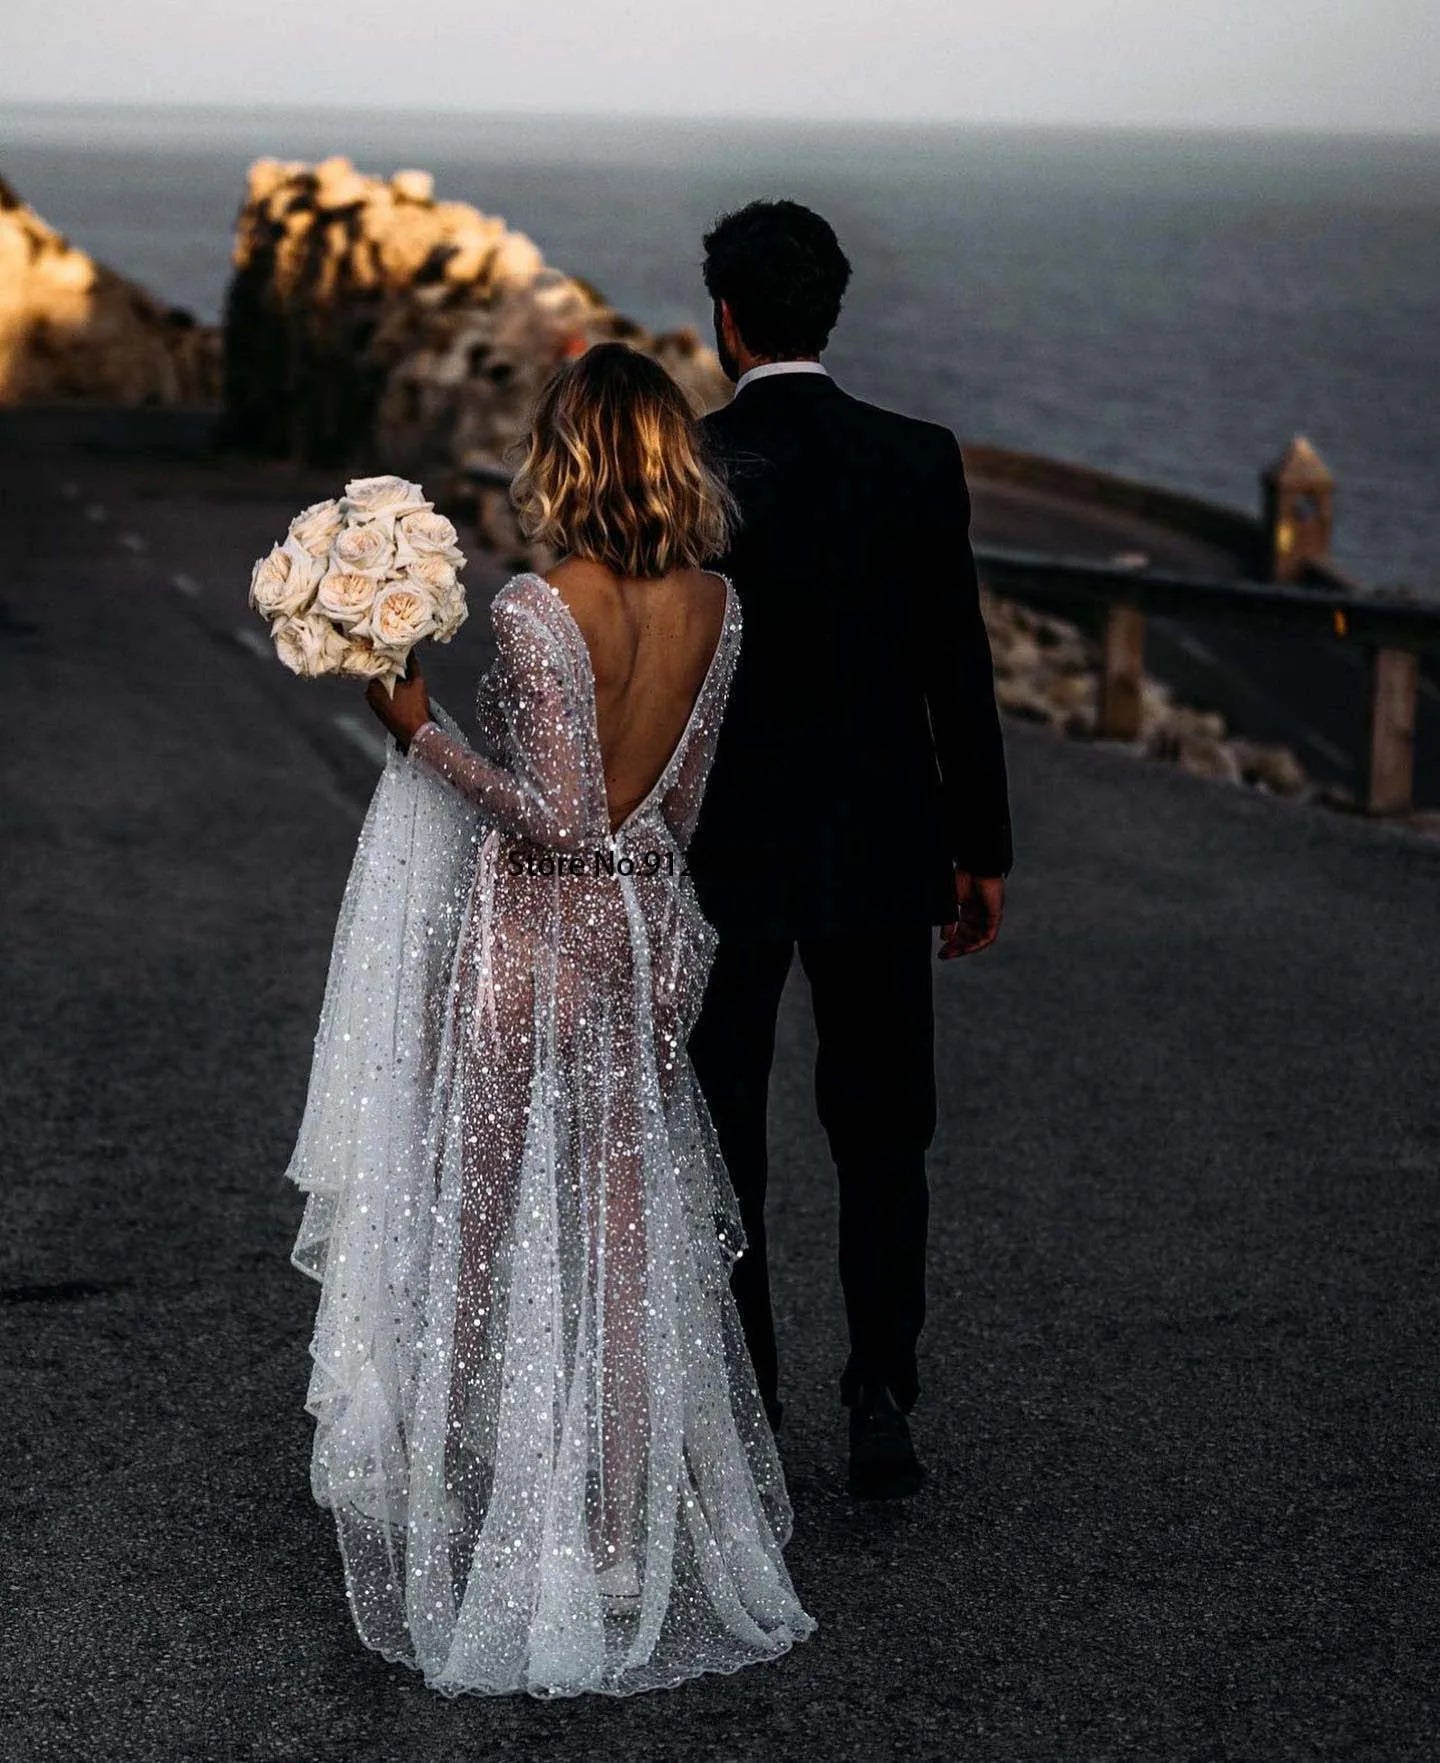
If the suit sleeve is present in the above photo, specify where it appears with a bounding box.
[921,434,1014,878]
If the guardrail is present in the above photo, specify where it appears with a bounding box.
[462,459,1437,817]
[974,545,1440,815]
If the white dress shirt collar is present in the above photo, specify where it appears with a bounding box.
[734,359,830,394]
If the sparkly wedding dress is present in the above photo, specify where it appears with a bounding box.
[284,570,815,1697]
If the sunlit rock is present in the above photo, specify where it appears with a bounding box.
[0,175,219,405]
[220,154,731,560]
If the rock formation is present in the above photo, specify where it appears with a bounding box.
[0,176,220,406]
[220,156,729,556]
[215,155,1306,800]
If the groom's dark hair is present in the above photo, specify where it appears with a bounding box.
[702,200,852,359]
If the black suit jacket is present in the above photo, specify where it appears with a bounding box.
[687,370,1013,939]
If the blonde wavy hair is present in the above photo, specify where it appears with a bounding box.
[511,342,735,580]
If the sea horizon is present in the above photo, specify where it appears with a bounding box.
[5,97,1439,139]
[4,101,1437,595]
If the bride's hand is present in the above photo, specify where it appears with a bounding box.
[366,653,432,754]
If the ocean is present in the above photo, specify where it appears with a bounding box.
[4,103,1437,595]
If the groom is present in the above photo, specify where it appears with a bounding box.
[686,200,1012,1499]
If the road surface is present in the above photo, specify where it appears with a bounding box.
[3,408,1437,1761]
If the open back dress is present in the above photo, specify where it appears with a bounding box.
[283,570,815,1698]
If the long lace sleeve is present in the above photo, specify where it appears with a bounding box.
[409,585,605,856]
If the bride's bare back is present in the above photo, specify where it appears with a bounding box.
[547,555,731,832]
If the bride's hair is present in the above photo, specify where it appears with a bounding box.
[511,342,735,580]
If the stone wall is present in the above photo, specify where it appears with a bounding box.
[0,176,220,406]
[220,156,729,555]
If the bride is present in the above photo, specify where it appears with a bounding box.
[283,341,815,1698]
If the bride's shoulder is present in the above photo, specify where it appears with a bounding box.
[490,569,567,629]
[489,572,589,679]
[495,568,554,605]
[699,566,739,635]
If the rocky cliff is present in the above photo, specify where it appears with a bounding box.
[0,175,220,405]
[220,155,729,553]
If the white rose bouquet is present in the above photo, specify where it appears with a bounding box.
[248,475,469,694]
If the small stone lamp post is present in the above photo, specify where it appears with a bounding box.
[1261,436,1335,583]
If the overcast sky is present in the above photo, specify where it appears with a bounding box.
[3,0,1435,133]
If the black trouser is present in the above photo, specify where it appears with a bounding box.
[688,927,936,1421]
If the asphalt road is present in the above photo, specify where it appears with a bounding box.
[3,408,1438,1762]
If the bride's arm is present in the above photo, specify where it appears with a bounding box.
[407,719,593,853]
[367,608,600,855]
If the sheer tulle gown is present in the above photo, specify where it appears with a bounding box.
[284,570,815,1697]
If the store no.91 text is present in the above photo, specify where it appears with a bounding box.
[506,847,684,879]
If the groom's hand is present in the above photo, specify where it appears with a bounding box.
[366,652,432,753]
[940,871,1004,960]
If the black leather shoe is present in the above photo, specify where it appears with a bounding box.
[847,1383,926,1499]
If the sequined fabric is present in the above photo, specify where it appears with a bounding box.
[285,571,814,1696]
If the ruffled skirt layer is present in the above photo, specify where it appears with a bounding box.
[286,723,815,1696]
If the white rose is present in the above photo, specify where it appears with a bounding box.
[395,508,463,562]
[315,568,380,629]
[288,497,345,557]
[404,554,456,594]
[361,579,440,651]
[272,610,349,679]
[404,556,467,641]
[432,583,467,642]
[336,636,400,682]
[332,521,396,576]
[249,541,322,619]
[341,474,431,519]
